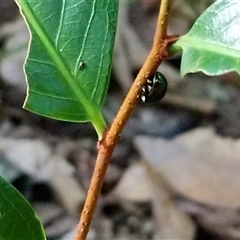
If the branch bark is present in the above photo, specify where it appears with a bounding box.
[74,1,173,239]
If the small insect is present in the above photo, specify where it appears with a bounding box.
[140,71,168,104]
[78,61,84,70]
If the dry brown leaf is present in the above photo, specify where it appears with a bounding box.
[135,127,240,238]
[151,179,196,240]
[112,162,152,203]
[135,127,240,207]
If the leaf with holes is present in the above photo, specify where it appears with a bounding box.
[173,0,240,77]
[16,0,118,138]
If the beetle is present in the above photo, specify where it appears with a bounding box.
[140,71,168,104]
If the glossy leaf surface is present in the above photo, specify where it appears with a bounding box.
[0,176,46,240]
[16,0,118,137]
[173,0,240,76]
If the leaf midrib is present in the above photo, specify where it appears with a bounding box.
[178,35,240,59]
[20,1,104,128]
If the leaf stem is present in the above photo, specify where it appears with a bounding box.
[169,44,182,56]
[92,113,106,139]
[74,1,173,239]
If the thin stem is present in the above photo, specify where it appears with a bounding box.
[92,113,107,140]
[74,1,172,239]
[169,43,183,55]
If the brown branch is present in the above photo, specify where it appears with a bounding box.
[74,1,173,239]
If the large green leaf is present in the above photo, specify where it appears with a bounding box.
[16,0,118,138]
[0,176,46,240]
[173,0,240,76]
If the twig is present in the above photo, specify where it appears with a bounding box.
[74,1,173,239]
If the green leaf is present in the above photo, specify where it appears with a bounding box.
[173,0,240,77]
[15,0,118,138]
[0,176,46,240]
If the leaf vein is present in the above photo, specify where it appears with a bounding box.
[55,0,66,47]
[29,89,79,102]
[74,0,97,75]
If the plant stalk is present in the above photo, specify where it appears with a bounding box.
[74,1,173,239]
